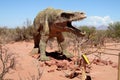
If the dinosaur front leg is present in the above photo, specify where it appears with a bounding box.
[30,32,40,55]
[64,27,85,37]
[39,16,50,61]
[39,35,50,61]
[57,33,74,58]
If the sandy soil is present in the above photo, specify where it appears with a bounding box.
[1,41,119,80]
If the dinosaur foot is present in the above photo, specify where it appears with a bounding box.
[63,50,74,58]
[29,48,39,56]
[39,55,50,61]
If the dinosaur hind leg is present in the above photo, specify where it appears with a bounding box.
[57,33,74,58]
[39,35,50,61]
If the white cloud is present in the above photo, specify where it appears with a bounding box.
[72,16,113,27]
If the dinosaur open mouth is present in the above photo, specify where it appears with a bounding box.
[67,21,73,27]
[66,17,85,28]
[66,21,80,31]
[67,21,78,29]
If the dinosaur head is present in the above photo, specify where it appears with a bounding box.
[60,12,86,22]
[54,11,86,36]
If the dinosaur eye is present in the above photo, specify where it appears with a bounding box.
[80,12,84,15]
[61,12,74,18]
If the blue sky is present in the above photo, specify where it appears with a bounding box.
[0,0,120,28]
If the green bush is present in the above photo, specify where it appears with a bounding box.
[79,26,96,39]
[79,26,106,46]
[107,22,120,39]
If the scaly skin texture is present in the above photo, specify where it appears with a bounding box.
[31,8,86,61]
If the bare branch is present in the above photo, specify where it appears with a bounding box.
[0,45,16,80]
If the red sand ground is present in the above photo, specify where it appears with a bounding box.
[1,41,119,80]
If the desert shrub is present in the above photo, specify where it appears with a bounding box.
[14,25,34,41]
[0,27,16,43]
[79,26,96,38]
[0,45,16,79]
[79,26,106,46]
[0,25,34,43]
[106,21,120,39]
[93,30,106,46]
[0,19,34,43]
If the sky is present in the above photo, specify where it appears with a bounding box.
[0,0,120,28]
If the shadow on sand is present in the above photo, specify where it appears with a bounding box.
[46,51,71,61]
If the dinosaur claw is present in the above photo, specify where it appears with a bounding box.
[39,55,50,61]
[29,48,39,56]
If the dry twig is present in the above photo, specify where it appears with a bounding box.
[0,45,16,79]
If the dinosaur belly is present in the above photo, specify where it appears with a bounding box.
[49,25,65,37]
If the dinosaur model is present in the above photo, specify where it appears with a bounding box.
[31,8,86,61]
